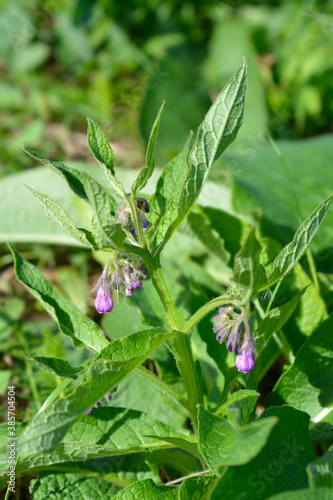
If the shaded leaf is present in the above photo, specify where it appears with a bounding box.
[198,405,277,471]
[10,245,109,352]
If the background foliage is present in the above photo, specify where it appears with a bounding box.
[0,0,333,499]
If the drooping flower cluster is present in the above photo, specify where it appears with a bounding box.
[94,253,149,314]
[116,196,150,238]
[85,388,117,416]
[213,306,258,374]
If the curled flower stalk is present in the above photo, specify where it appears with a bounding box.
[93,251,149,314]
[213,304,258,373]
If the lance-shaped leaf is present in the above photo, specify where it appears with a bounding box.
[83,175,126,250]
[267,314,333,421]
[26,187,95,249]
[9,245,109,352]
[227,228,267,303]
[149,132,192,223]
[87,117,126,197]
[30,472,120,500]
[24,354,84,379]
[264,195,333,289]
[151,59,247,255]
[214,389,260,417]
[198,405,277,471]
[23,147,88,200]
[17,328,175,459]
[112,479,177,500]
[132,101,164,194]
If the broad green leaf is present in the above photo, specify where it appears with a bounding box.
[18,328,174,459]
[26,187,95,248]
[198,406,277,471]
[112,479,177,500]
[23,147,88,200]
[223,135,333,255]
[151,59,247,254]
[87,117,125,197]
[10,245,109,352]
[83,175,126,250]
[24,354,83,379]
[144,435,200,460]
[179,475,215,500]
[30,472,119,500]
[18,407,194,473]
[267,314,333,421]
[264,195,333,288]
[211,406,315,500]
[40,453,159,488]
[227,228,267,303]
[266,490,333,500]
[132,101,164,194]
[307,446,333,488]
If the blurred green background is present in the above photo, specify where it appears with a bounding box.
[1,0,333,445]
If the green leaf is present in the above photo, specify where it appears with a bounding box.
[112,479,177,500]
[10,245,109,352]
[307,446,333,488]
[151,58,247,254]
[198,406,277,471]
[211,406,315,500]
[30,472,119,500]
[87,117,125,197]
[18,406,194,473]
[254,287,308,356]
[146,448,202,478]
[265,490,333,500]
[215,390,260,426]
[26,187,95,248]
[264,195,333,288]
[150,133,192,222]
[23,147,88,200]
[24,354,83,379]
[227,228,267,303]
[132,101,164,194]
[18,328,174,459]
[179,475,215,500]
[83,175,126,250]
[267,314,333,421]
[185,207,229,262]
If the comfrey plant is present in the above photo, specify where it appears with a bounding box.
[5,59,333,498]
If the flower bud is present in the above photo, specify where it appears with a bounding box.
[95,287,113,314]
[235,347,256,373]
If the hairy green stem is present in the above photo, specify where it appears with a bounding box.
[148,257,203,432]
[183,295,235,334]
[129,194,146,249]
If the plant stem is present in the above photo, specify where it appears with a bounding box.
[129,193,146,249]
[183,295,235,334]
[148,256,203,433]
[306,248,320,293]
